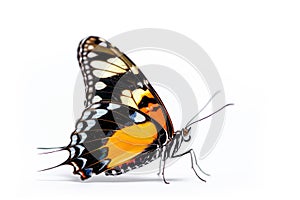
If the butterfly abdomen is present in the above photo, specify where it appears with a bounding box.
[105,149,161,176]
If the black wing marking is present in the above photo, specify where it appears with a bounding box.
[65,102,167,180]
[77,36,174,136]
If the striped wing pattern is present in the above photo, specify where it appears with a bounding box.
[77,36,173,135]
[65,36,174,180]
[67,102,167,180]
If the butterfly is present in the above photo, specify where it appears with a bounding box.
[39,36,233,184]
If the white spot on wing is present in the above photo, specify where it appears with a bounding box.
[71,135,77,146]
[131,66,139,74]
[87,75,93,80]
[93,70,117,78]
[69,147,75,158]
[95,82,107,90]
[84,120,96,131]
[91,103,100,108]
[99,42,107,47]
[91,60,126,73]
[76,122,83,132]
[107,103,121,110]
[76,145,85,157]
[91,60,109,69]
[82,111,91,120]
[88,52,97,58]
[137,82,143,88]
[122,90,131,97]
[107,57,128,69]
[120,96,137,109]
[92,95,102,103]
[132,112,146,123]
[79,132,87,143]
[93,109,108,118]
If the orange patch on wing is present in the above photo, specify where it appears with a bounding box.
[140,104,167,131]
[104,122,158,168]
[132,89,167,131]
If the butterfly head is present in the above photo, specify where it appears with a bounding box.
[178,127,192,142]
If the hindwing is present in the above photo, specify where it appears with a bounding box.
[67,102,167,180]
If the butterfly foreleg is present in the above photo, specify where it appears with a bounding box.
[171,149,208,182]
[157,149,162,176]
[161,146,170,184]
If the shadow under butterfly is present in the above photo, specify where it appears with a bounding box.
[38,36,233,184]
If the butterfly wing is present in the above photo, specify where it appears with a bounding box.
[63,36,175,180]
[66,102,167,180]
[77,36,174,136]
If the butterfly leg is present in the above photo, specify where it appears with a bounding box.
[161,146,170,184]
[157,149,162,176]
[172,149,207,182]
[190,149,210,176]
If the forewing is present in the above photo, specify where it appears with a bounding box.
[77,36,173,135]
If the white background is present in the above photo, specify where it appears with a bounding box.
[1,0,299,199]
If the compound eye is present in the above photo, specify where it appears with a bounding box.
[183,127,191,135]
[182,128,191,142]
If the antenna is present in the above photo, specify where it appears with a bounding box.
[186,103,234,128]
[185,91,221,128]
